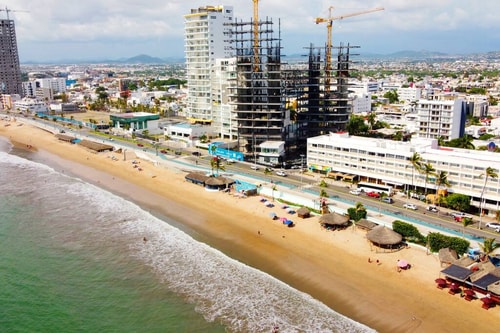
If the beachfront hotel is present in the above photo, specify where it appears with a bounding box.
[306,132,500,215]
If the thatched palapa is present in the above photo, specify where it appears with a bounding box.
[319,213,349,228]
[297,207,311,219]
[366,225,403,250]
[438,248,458,267]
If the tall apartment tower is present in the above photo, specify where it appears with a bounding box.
[184,5,233,122]
[0,19,22,96]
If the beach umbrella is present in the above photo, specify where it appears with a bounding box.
[366,225,403,246]
[397,259,409,269]
[269,212,277,219]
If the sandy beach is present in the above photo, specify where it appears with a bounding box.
[1,117,499,332]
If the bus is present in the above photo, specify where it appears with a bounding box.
[356,182,393,196]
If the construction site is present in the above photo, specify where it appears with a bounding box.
[226,1,383,166]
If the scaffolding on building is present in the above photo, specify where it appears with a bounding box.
[226,17,290,158]
[283,42,359,153]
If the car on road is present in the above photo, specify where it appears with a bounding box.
[349,189,362,196]
[426,205,439,213]
[381,197,394,204]
[485,222,500,232]
[276,170,287,177]
[403,203,418,210]
[451,212,472,221]
[137,143,144,147]
[366,191,380,198]
[250,165,260,170]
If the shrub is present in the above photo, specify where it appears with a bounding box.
[427,232,470,255]
[392,220,426,245]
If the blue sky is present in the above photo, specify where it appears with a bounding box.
[4,0,500,62]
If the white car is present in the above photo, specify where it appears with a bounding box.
[276,170,287,177]
[485,222,500,232]
[403,203,418,210]
[349,189,362,196]
[250,165,259,170]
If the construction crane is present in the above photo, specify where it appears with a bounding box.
[315,6,383,92]
[252,0,260,72]
[0,6,29,20]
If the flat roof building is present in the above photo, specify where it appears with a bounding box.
[307,132,500,214]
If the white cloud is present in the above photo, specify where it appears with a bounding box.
[3,0,500,61]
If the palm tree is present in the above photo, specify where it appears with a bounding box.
[422,162,436,197]
[434,170,451,210]
[348,202,367,229]
[271,185,277,202]
[408,152,422,198]
[478,238,500,262]
[367,112,377,130]
[210,156,225,177]
[478,167,498,229]
[457,134,475,149]
[461,217,474,239]
[264,167,273,182]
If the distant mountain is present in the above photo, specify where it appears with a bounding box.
[122,54,166,64]
[22,50,500,65]
[22,54,185,65]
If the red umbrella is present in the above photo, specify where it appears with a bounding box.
[435,278,447,284]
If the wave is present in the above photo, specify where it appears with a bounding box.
[0,150,375,333]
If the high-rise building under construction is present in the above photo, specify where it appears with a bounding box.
[0,18,22,96]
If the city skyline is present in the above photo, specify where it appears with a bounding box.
[4,0,500,63]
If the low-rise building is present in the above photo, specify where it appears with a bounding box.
[307,132,500,214]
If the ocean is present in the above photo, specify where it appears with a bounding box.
[0,138,375,333]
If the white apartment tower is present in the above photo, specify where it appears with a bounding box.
[184,5,233,122]
[211,58,237,140]
[416,96,465,140]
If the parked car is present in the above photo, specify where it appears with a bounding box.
[349,189,362,196]
[410,192,426,201]
[276,170,287,177]
[366,191,380,198]
[403,203,418,210]
[485,222,500,232]
[451,212,472,221]
[250,165,260,170]
[426,205,439,213]
[381,197,394,204]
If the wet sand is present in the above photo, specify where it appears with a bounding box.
[1,118,499,333]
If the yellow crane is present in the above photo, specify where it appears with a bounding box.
[0,6,29,20]
[315,6,384,92]
[253,0,260,72]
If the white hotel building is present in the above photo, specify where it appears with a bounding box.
[307,132,500,214]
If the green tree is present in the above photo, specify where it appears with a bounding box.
[319,180,328,188]
[421,162,436,196]
[461,217,474,239]
[434,170,451,210]
[446,193,471,212]
[264,167,273,182]
[383,90,399,103]
[210,156,225,177]
[479,238,500,261]
[478,167,498,229]
[408,152,422,197]
[346,115,368,135]
[367,112,377,131]
[347,202,367,228]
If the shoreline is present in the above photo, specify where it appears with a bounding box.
[2,119,499,332]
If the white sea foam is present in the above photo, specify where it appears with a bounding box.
[1,150,376,333]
